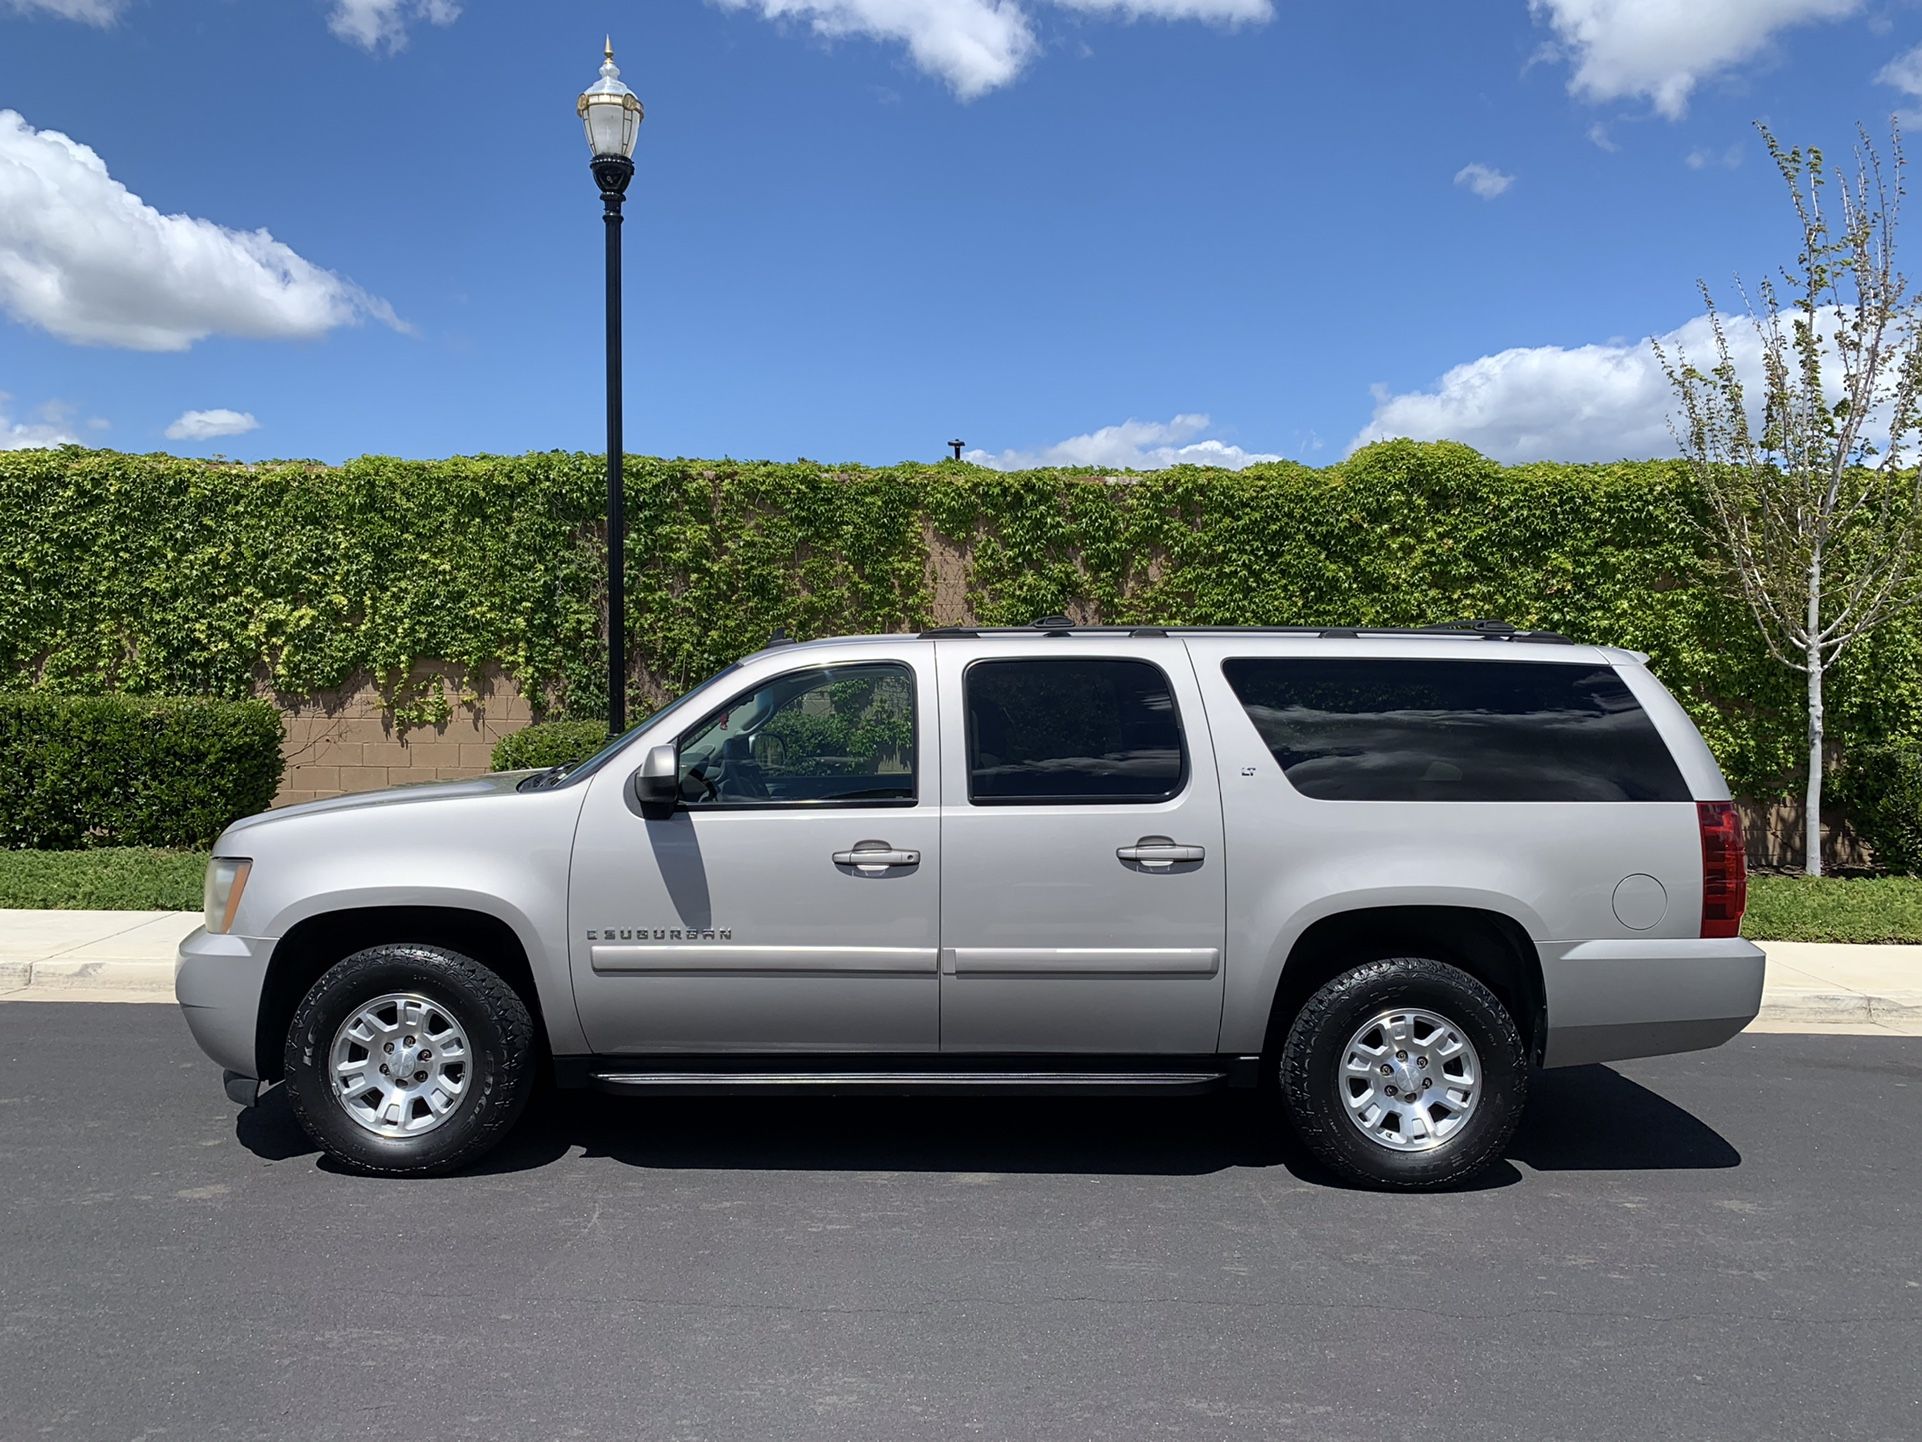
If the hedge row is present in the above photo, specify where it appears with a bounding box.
[0,693,283,848]
[5,441,1922,808]
[490,719,611,773]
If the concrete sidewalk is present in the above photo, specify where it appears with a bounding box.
[0,908,1918,1034]
[0,909,203,1003]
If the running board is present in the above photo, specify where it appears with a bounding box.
[586,1069,1231,1097]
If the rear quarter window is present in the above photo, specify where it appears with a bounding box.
[1220,657,1690,802]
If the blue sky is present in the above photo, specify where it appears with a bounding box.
[1,0,1918,467]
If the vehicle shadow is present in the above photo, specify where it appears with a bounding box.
[236,1061,1739,1184]
[1510,1063,1742,1172]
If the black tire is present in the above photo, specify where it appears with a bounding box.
[1279,956,1528,1190]
[283,943,535,1177]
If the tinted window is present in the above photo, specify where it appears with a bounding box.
[677,663,915,806]
[967,658,1186,804]
[1221,658,1688,802]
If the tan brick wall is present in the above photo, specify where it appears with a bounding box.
[270,663,535,804]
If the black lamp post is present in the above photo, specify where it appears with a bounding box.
[578,37,644,732]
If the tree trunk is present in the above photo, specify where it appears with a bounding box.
[1806,560,1824,878]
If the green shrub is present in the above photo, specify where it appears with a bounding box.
[1835,740,1922,875]
[0,693,283,849]
[491,719,611,773]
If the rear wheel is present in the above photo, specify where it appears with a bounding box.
[1280,956,1527,1190]
[283,943,535,1176]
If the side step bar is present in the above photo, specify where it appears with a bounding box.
[587,1069,1232,1097]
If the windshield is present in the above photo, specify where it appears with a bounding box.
[527,661,744,789]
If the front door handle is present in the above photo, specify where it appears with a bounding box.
[833,842,921,872]
[1117,837,1205,869]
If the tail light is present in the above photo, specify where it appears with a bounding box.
[1698,801,1747,938]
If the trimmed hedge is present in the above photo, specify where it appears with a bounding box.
[5,442,1922,813]
[1836,740,1922,875]
[490,719,611,773]
[0,693,283,849]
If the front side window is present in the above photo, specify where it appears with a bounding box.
[1221,657,1689,802]
[966,658,1186,805]
[677,662,915,807]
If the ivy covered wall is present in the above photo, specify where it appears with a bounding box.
[4,439,1920,807]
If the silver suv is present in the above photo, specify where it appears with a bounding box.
[177,621,1764,1189]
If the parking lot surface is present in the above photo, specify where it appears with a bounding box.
[1,1005,1917,1440]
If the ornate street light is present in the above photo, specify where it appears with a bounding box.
[579,37,644,731]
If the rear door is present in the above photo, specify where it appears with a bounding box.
[934,637,1227,1054]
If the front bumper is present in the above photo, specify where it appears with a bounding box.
[175,925,275,1083]
[1538,936,1766,1068]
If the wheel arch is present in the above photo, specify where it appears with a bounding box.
[255,905,551,1083]
[1260,904,1546,1066]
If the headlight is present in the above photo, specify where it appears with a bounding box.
[203,858,253,935]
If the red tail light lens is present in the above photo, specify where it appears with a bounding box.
[1698,801,1747,938]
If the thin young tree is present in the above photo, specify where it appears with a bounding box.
[1657,121,1922,875]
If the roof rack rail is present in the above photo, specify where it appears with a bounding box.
[913,620,1575,644]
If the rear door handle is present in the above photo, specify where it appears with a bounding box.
[833,843,921,872]
[1117,837,1205,868]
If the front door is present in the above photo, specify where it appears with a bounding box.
[568,650,940,1054]
[934,638,1227,1054]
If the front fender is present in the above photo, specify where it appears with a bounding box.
[220,783,589,1056]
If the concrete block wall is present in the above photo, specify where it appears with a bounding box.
[271,664,535,805]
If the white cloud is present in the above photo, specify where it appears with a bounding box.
[1051,0,1269,19]
[968,413,1281,471]
[327,0,460,52]
[1454,162,1514,199]
[1349,315,1726,462]
[1877,43,1922,121]
[8,0,462,46]
[165,408,259,442]
[1528,0,1862,119]
[1685,142,1744,170]
[0,392,85,450]
[0,109,405,351]
[2,0,123,22]
[1586,122,1619,152]
[713,0,1271,98]
[715,0,1036,98]
[1348,309,1874,463]
[1880,42,1922,94]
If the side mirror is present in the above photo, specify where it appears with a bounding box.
[633,743,679,815]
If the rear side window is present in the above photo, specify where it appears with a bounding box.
[967,658,1186,804]
[1221,658,1689,802]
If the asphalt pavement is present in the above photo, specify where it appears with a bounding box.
[1,1004,1917,1441]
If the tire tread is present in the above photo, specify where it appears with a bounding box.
[283,942,535,1177]
[1279,955,1527,1191]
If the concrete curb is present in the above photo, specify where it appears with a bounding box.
[1752,989,1922,1025]
[0,957,177,1002]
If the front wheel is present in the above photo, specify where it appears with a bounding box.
[1279,956,1528,1190]
[283,943,535,1176]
